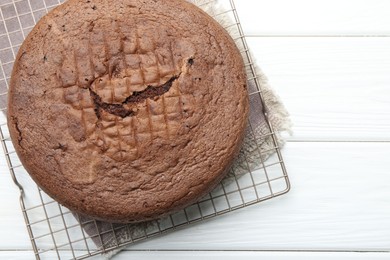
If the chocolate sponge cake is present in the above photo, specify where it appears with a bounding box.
[7,0,249,223]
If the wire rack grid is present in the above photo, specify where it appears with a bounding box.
[0,0,290,259]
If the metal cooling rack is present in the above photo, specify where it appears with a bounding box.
[0,0,290,259]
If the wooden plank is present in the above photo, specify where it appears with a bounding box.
[236,0,390,36]
[246,37,390,141]
[112,251,390,260]
[0,133,32,249]
[1,142,390,251]
[0,250,389,260]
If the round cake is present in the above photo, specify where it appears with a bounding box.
[8,0,249,223]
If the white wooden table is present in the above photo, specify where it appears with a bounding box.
[1,0,390,259]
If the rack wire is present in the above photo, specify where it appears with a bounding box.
[0,0,290,259]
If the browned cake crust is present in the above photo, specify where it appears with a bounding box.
[8,0,249,223]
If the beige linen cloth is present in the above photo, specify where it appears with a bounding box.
[0,0,290,258]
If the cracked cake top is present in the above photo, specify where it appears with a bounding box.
[7,0,249,223]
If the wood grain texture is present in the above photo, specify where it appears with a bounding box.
[1,251,390,260]
[236,0,390,36]
[247,37,390,141]
[106,251,390,260]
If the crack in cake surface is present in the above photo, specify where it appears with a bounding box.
[88,74,181,118]
[11,116,23,146]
